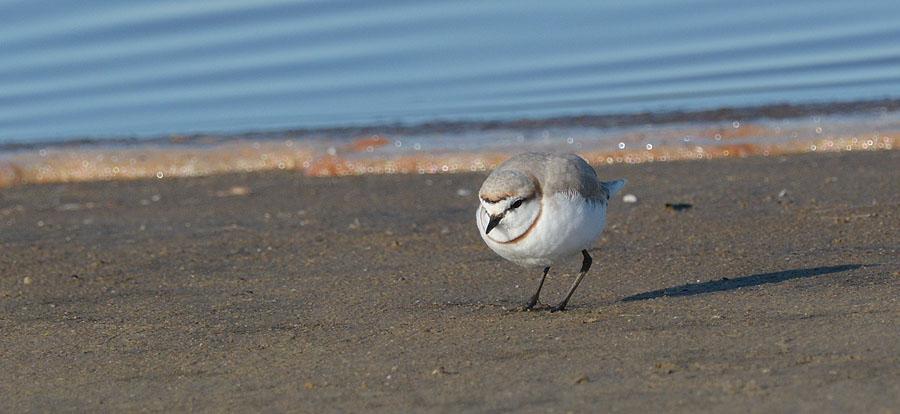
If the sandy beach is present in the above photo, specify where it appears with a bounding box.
[1,149,897,412]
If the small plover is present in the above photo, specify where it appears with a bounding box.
[476,152,626,311]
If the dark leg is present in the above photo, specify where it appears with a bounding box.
[551,250,593,312]
[524,267,551,310]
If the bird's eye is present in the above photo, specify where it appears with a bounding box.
[510,199,523,209]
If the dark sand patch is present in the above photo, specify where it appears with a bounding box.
[1,150,898,412]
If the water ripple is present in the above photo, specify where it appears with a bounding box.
[1,0,899,142]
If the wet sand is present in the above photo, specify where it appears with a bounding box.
[2,100,897,188]
[1,150,898,412]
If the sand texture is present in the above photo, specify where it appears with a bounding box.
[1,150,898,412]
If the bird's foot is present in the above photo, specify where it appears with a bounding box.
[515,299,544,312]
[549,303,569,313]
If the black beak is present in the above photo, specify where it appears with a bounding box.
[485,215,502,235]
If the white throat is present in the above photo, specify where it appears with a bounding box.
[477,198,541,243]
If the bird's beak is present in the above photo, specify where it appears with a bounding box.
[485,215,502,235]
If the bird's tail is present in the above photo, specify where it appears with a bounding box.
[601,179,627,197]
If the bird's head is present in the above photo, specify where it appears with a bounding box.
[477,170,541,242]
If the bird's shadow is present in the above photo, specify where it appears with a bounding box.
[621,264,865,302]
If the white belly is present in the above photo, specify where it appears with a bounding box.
[477,193,607,267]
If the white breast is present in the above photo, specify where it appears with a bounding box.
[477,192,608,267]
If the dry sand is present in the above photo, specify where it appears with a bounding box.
[1,150,898,413]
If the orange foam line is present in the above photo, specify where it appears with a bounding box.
[0,129,894,187]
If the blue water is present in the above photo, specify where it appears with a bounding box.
[2,0,900,143]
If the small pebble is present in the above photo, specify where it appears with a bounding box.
[573,374,590,384]
[23,277,33,285]
[431,366,455,375]
[665,203,693,212]
[655,362,678,374]
[622,194,638,203]
[456,188,472,197]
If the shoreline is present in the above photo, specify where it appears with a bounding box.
[1,106,897,188]
[4,98,900,151]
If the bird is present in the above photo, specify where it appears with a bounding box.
[475,152,626,311]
